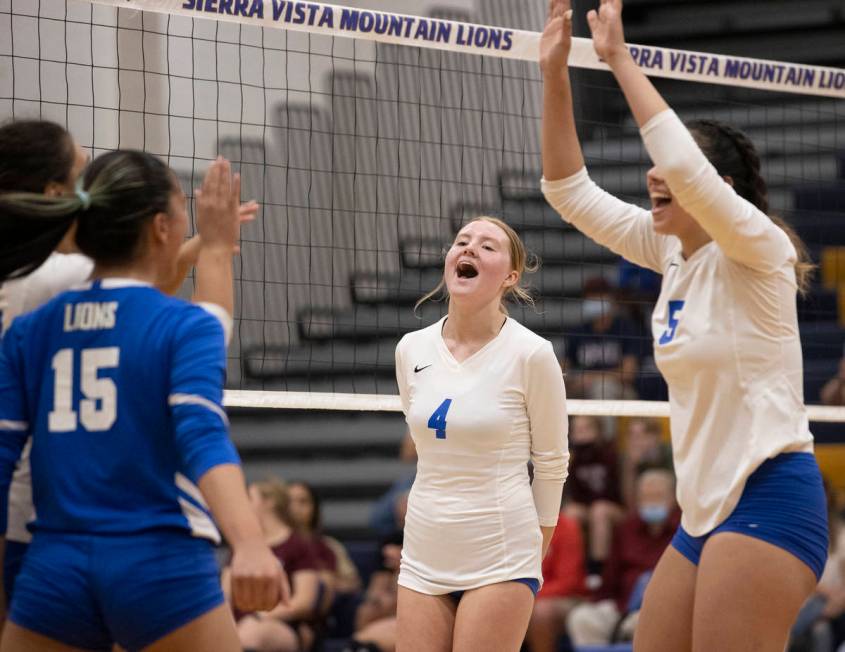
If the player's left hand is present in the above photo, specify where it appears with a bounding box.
[587,0,629,65]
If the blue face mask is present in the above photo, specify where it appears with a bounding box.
[639,503,669,525]
[582,298,609,322]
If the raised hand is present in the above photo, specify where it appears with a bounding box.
[195,157,241,252]
[539,0,574,79]
[586,0,628,65]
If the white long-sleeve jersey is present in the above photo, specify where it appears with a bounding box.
[395,316,569,594]
[542,109,813,536]
[0,252,94,544]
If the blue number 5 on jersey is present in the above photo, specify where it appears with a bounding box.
[659,300,685,345]
[428,399,452,439]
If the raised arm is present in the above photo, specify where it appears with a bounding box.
[192,157,241,316]
[540,0,672,273]
[589,0,796,271]
[540,1,584,181]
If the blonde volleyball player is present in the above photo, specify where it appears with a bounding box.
[540,1,827,650]
[394,217,569,652]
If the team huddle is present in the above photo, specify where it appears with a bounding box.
[0,1,829,651]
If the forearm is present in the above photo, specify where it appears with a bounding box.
[606,51,669,130]
[159,236,202,296]
[197,464,263,547]
[533,478,566,528]
[265,573,318,620]
[264,595,312,622]
[541,526,555,558]
[542,73,585,181]
[193,246,234,316]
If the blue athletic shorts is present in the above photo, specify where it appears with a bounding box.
[448,577,540,603]
[9,531,224,651]
[3,540,29,603]
[671,452,828,580]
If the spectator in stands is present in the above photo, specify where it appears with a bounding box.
[620,418,673,509]
[567,469,679,646]
[344,491,408,652]
[563,276,640,402]
[525,510,588,652]
[288,481,362,605]
[618,258,661,301]
[564,415,624,576]
[226,478,321,652]
[821,346,845,406]
[356,491,406,632]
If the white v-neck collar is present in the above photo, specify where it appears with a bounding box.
[436,316,511,369]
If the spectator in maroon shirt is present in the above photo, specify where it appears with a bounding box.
[525,511,588,652]
[224,478,321,652]
[288,481,362,614]
[564,415,625,575]
[566,469,679,646]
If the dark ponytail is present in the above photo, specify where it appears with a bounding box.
[0,120,79,279]
[0,150,175,282]
[687,119,814,294]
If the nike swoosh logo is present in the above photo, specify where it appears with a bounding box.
[414,364,432,373]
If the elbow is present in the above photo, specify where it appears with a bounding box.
[541,169,592,222]
[532,452,570,482]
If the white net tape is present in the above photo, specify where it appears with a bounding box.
[223,390,845,423]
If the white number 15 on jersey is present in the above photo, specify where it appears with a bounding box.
[48,347,119,432]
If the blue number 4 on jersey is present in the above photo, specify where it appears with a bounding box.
[427,399,452,439]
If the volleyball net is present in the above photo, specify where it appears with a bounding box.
[2,0,844,424]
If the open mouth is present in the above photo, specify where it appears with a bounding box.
[456,260,479,279]
[650,193,673,211]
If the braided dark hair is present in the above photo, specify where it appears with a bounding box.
[687,119,814,294]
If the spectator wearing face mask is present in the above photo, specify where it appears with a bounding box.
[566,469,680,646]
[563,277,641,403]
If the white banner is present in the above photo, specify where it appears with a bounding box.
[77,0,845,98]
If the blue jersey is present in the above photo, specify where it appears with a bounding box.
[0,279,239,542]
